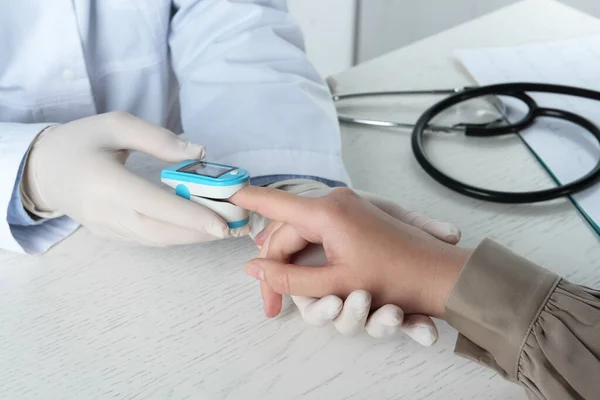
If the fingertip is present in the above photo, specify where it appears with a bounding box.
[404,324,438,347]
[321,295,344,319]
[291,295,317,317]
[205,222,230,239]
[332,291,371,336]
[423,221,462,244]
[347,290,372,320]
[378,305,404,327]
[245,260,265,281]
[190,143,206,160]
[348,290,371,305]
[300,295,343,326]
[264,303,282,318]
[261,282,282,318]
[442,224,462,244]
[446,235,460,245]
[173,139,205,161]
[231,224,250,238]
[254,228,268,246]
[365,304,404,338]
[401,315,439,347]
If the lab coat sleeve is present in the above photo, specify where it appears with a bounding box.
[0,123,79,254]
[168,0,350,184]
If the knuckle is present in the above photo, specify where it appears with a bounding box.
[255,186,279,216]
[327,273,347,296]
[329,187,357,200]
[318,188,357,221]
[262,186,278,199]
[270,270,292,294]
[270,244,286,261]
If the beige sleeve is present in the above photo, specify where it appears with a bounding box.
[445,239,600,400]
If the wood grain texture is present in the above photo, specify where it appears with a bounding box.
[1,1,600,399]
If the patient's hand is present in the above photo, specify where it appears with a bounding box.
[288,243,443,345]
[237,182,461,345]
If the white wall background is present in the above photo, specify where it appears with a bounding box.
[288,0,600,77]
[356,0,600,63]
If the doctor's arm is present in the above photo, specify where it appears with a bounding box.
[2,114,239,255]
[232,187,600,400]
[168,0,347,183]
[168,0,465,342]
[0,122,80,254]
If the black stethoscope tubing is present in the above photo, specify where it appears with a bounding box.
[411,82,600,203]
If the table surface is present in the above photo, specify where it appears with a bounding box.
[2,1,600,399]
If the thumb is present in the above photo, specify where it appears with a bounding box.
[104,112,205,162]
[245,258,338,298]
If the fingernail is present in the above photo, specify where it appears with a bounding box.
[434,222,461,243]
[446,235,460,244]
[258,244,268,259]
[207,223,229,238]
[445,228,461,243]
[181,141,205,159]
[264,305,273,318]
[246,262,265,281]
[254,228,268,246]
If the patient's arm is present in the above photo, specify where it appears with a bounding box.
[249,179,461,344]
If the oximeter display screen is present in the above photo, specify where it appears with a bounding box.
[178,161,235,178]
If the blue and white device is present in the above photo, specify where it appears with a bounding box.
[161,160,250,228]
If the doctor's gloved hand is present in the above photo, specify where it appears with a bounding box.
[20,112,243,246]
[232,187,471,339]
[241,181,461,346]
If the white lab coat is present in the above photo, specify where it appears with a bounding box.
[0,0,349,254]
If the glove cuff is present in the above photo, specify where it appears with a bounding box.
[20,125,65,219]
[264,179,330,195]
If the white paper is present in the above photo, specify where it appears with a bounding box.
[456,35,600,232]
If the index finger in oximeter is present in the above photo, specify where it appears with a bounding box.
[161,160,250,229]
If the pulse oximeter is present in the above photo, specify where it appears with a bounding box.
[161,160,250,228]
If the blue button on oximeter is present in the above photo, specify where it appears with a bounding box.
[161,160,250,228]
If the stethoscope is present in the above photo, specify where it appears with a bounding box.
[333,82,600,204]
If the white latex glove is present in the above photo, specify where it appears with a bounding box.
[21,112,246,246]
[250,180,461,346]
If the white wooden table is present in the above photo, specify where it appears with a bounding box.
[2,1,600,399]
